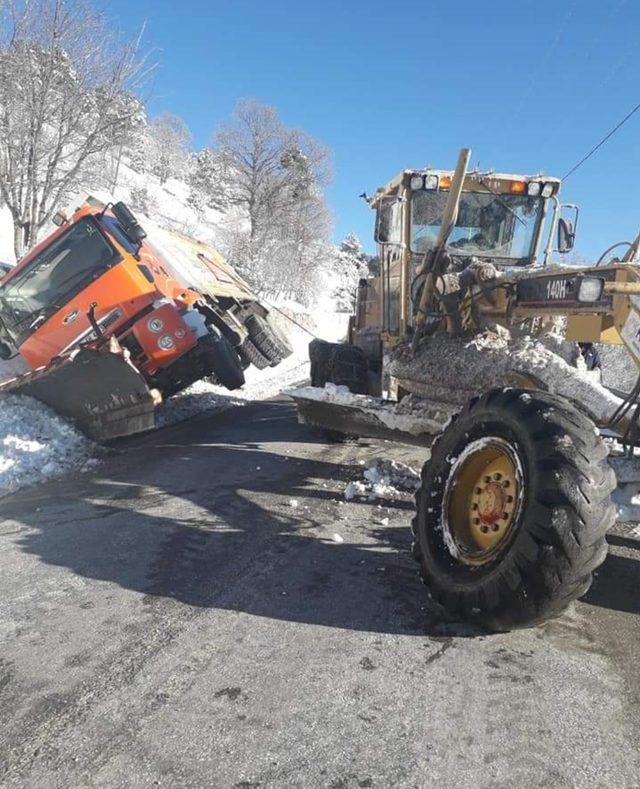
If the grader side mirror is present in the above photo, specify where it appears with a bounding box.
[557,217,575,254]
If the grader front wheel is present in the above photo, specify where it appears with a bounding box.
[412,388,616,631]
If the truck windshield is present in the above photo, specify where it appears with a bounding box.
[0,216,120,344]
[411,190,543,260]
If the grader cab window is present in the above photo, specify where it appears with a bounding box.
[375,198,402,244]
[411,190,543,261]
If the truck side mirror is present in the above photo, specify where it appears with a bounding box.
[112,202,147,246]
[0,341,14,360]
[557,217,575,254]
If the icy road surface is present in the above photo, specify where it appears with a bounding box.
[0,397,638,787]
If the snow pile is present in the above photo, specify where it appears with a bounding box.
[292,381,364,406]
[389,330,623,427]
[0,394,94,497]
[607,443,640,525]
[345,459,420,501]
[598,344,637,396]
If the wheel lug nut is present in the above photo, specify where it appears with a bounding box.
[480,525,489,534]
[506,495,513,503]
[475,487,482,494]
[502,512,508,520]
[493,473,502,481]
[483,476,491,484]
[472,503,478,510]
[472,517,480,525]
[492,524,500,532]
[503,480,510,488]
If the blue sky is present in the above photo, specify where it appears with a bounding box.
[106,0,640,258]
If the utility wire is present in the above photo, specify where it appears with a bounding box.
[563,98,640,180]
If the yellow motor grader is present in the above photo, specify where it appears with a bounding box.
[290,148,640,631]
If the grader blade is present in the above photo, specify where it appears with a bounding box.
[0,347,158,442]
[287,386,456,447]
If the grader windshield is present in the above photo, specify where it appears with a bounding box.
[411,189,544,261]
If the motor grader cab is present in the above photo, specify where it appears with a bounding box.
[292,147,640,632]
[0,198,292,441]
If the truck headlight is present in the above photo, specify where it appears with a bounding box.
[577,276,604,302]
[158,335,175,350]
[148,317,164,333]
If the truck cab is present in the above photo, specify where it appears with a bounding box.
[0,200,247,396]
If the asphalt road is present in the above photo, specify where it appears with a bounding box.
[1,397,639,788]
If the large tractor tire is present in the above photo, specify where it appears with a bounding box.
[412,388,615,631]
[245,314,282,366]
[309,339,368,394]
[308,339,369,442]
[208,334,245,390]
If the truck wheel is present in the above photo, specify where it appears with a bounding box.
[241,337,271,370]
[245,314,282,365]
[209,334,245,390]
[412,388,615,631]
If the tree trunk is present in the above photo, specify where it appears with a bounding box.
[13,222,25,260]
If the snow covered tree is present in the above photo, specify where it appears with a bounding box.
[187,148,228,210]
[329,234,370,311]
[213,99,332,300]
[0,0,149,256]
[148,113,191,185]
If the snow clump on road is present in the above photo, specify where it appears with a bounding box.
[0,393,94,497]
[345,459,420,501]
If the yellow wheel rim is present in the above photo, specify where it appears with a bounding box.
[442,437,523,566]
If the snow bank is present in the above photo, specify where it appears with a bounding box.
[0,393,94,497]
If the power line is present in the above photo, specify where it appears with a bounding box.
[563,98,640,180]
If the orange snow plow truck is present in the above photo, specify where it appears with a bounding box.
[0,198,292,441]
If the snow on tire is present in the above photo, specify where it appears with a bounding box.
[412,388,615,631]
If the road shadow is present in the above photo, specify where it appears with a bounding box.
[5,398,463,637]
[583,535,640,617]
[7,396,636,633]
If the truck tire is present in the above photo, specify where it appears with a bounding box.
[241,337,271,370]
[412,388,615,631]
[209,334,245,390]
[245,314,282,365]
[267,316,294,358]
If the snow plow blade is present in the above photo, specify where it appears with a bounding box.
[0,347,157,442]
[286,386,455,447]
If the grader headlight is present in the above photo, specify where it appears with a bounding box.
[527,181,542,196]
[576,276,605,303]
[410,175,424,190]
[425,174,439,190]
